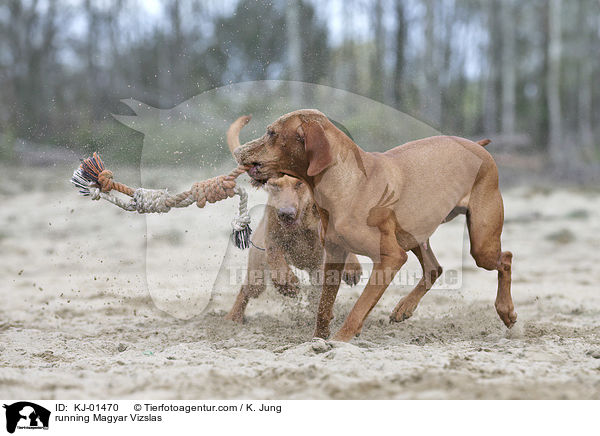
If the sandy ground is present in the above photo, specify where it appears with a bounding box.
[1,164,600,400]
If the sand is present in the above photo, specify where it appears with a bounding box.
[1,164,600,399]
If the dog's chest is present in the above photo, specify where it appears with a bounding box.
[278,229,323,270]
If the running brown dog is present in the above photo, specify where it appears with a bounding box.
[224,115,362,323]
[233,109,516,341]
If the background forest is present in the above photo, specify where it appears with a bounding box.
[1,0,598,181]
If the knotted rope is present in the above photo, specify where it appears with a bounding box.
[71,152,253,249]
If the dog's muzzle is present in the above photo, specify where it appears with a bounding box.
[277,207,298,227]
[247,164,262,180]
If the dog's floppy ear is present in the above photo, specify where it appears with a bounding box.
[299,120,333,177]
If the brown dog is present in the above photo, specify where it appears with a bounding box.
[224,115,362,323]
[234,109,516,341]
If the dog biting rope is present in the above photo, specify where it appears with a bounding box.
[70,152,253,249]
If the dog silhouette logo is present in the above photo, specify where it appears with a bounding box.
[3,402,50,433]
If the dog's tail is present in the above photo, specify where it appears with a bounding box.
[476,138,491,147]
[226,115,252,156]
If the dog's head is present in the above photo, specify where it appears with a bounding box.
[265,175,318,228]
[234,109,338,185]
[225,113,319,229]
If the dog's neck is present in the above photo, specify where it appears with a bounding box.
[306,133,373,221]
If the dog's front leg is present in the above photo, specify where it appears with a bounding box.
[225,245,268,323]
[333,219,407,341]
[334,252,407,341]
[266,244,299,297]
[314,245,348,339]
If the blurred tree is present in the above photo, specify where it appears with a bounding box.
[393,0,406,108]
[297,0,329,84]
[576,0,595,159]
[212,0,327,85]
[213,0,286,82]
[286,0,303,106]
[483,0,501,135]
[501,0,516,136]
[547,0,563,166]
[422,0,441,126]
[0,0,59,139]
[337,0,359,93]
[369,0,385,103]
[0,0,598,177]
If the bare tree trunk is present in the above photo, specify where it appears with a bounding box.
[423,0,441,127]
[439,1,455,131]
[483,0,500,134]
[286,0,303,107]
[501,0,516,136]
[577,0,594,158]
[547,0,563,165]
[538,0,551,149]
[169,0,184,100]
[107,0,124,95]
[393,1,406,108]
[341,0,358,93]
[85,0,99,118]
[370,0,385,102]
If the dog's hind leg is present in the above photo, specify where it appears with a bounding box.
[389,240,442,323]
[466,174,516,328]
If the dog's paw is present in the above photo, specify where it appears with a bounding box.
[224,311,245,324]
[342,264,363,287]
[389,295,418,323]
[495,302,517,328]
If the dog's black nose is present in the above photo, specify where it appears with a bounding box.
[277,207,297,225]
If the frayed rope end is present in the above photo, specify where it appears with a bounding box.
[70,167,94,196]
[231,225,253,250]
[70,152,105,196]
[79,152,105,185]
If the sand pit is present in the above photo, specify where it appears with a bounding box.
[1,164,600,399]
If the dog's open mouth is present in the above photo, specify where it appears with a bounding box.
[246,164,267,186]
[247,163,284,187]
[278,215,300,228]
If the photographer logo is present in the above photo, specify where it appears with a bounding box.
[3,402,50,433]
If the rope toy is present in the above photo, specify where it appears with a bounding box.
[70,152,253,249]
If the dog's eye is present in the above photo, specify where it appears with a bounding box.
[295,181,303,189]
[267,129,275,137]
